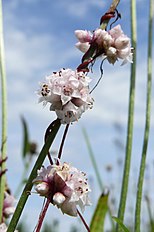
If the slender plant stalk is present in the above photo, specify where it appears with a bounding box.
[82,127,103,190]
[7,119,61,232]
[116,0,137,230]
[82,127,116,231]
[35,198,51,232]
[145,196,154,232]
[77,209,90,232]
[57,123,70,160]
[0,0,7,222]
[134,0,153,231]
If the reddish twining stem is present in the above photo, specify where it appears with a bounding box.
[77,209,90,232]
[44,119,61,165]
[47,152,53,165]
[100,11,115,25]
[35,198,51,232]
[57,123,70,162]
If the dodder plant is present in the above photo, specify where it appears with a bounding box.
[3,0,151,231]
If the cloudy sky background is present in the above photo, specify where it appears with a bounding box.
[1,0,154,231]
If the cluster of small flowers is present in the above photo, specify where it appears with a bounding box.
[35,21,133,220]
[3,192,15,218]
[0,192,16,232]
[75,24,133,65]
[38,68,93,124]
[33,161,91,216]
[38,25,132,124]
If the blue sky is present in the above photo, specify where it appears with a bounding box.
[1,0,154,231]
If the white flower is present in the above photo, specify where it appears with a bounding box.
[94,28,113,48]
[75,42,90,53]
[0,223,18,232]
[109,25,133,64]
[34,182,49,196]
[106,47,117,64]
[33,162,91,217]
[38,68,93,124]
[75,30,92,43]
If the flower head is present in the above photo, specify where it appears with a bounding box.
[33,162,91,216]
[38,68,93,124]
[75,24,133,65]
[3,192,16,219]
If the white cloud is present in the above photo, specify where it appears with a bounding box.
[57,0,106,17]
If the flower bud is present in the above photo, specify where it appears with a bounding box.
[34,182,49,196]
[53,192,66,205]
[106,47,117,64]
[115,36,130,49]
[75,30,92,43]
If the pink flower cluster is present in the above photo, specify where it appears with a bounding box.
[33,162,91,217]
[3,192,15,219]
[75,24,133,65]
[38,68,93,124]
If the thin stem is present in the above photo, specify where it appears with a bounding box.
[57,123,70,161]
[82,127,103,190]
[35,198,50,232]
[109,0,120,12]
[77,209,90,232]
[82,127,115,231]
[100,0,120,30]
[7,119,61,232]
[0,0,7,222]
[116,0,137,230]
[145,196,154,232]
[47,152,53,165]
[134,0,153,231]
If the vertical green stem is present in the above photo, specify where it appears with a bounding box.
[0,0,7,222]
[82,127,116,231]
[145,196,154,232]
[82,127,103,190]
[134,0,153,231]
[116,0,137,230]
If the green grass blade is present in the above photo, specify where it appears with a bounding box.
[112,217,130,232]
[82,127,103,190]
[145,196,154,232]
[7,119,61,232]
[21,116,30,159]
[90,192,109,232]
[116,0,137,229]
[82,127,116,231]
[0,0,7,221]
[134,0,153,231]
